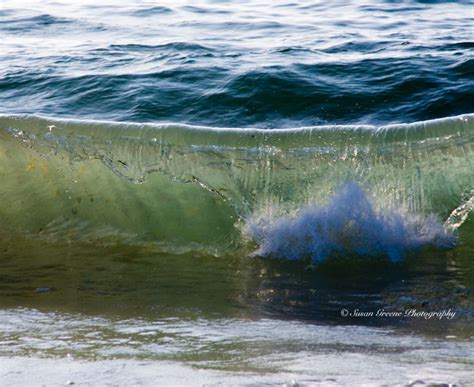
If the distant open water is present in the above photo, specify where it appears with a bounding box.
[1,0,473,127]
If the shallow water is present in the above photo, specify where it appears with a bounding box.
[0,231,473,385]
[1,0,473,385]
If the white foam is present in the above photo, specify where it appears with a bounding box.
[245,182,456,262]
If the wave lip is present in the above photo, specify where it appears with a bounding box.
[245,183,457,263]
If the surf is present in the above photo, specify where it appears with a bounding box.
[0,113,472,261]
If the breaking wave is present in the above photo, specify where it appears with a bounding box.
[0,113,472,261]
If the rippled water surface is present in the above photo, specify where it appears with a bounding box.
[1,0,473,126]
[1,0,473,385]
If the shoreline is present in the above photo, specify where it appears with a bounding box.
[1,354,472,386]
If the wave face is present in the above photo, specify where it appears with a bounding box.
[0,114,472,261]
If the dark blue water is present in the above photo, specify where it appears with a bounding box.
[1,0,473,127]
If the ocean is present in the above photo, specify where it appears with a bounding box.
[0,0,473,385]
